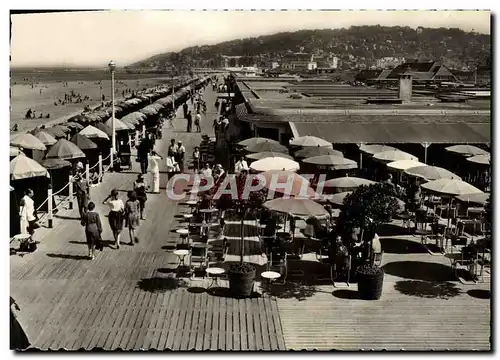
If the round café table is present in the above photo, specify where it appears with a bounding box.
[183,214,193,223]
[206,267,225,289]
[261,271,281,296]
[200,208,219,221]
[176,228,189,244]
[185,200,199,213]
[173,249,190,267]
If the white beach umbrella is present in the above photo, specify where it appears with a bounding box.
[373,150,418,164]
[79,125,110,140]
[421,179,483,197]
[10,133,47,151]
[387,160,426,171]
[289,136,333,148]
[10,154,49,180]
[250,157,300,172]
[35,131,57,146]
[405,166,462,181]
[105,117,132,131]
[467,154,491,166]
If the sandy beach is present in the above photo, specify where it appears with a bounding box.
[10,74,169,133]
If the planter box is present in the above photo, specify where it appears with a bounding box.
[357,269,384,300]
[228,267,256,298]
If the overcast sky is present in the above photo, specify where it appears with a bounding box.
[10,10,490,67]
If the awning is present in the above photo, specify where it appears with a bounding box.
[292,122,490,144]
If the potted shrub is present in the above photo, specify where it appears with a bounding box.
[223,173,265,298]
[356,264,384,300]
[336,183,400,296]
[228,262,256,298]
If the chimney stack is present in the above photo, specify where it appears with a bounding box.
[398,74,413,103]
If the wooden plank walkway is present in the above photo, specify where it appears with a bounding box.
[277,246,491,351]
[12,85,490,352]
[10,86,286,351]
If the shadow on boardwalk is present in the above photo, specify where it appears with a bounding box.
[137,277,188,293]
[394,280,462,299]
[383,260,456,282]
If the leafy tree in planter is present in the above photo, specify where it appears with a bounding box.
[215,173,267,212]
[336,183,400,264]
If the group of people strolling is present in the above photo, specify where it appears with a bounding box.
[79,175,149,259]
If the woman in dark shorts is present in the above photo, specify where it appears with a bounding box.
[134,174,148,220]
[125,191,140,245]
[102,189,125,249]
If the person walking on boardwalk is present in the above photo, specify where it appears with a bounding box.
[177,141,186,173]
[137,139,150,175]
[182,102,188,119]
[168,139,178,158]
[186,111,193,132]
[10,297,30,351]
[149,150,163,194]
[102,189,125,249]
[74,170,90,219]
[125,191,140,245]
[134,174,148,220]
[192,146,200,173]
[194,112,202,132]
[19,189,37,236]
[80,201,103,260]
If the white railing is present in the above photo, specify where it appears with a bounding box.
[31,151,116,229]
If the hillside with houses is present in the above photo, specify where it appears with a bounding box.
[127,25,490,72]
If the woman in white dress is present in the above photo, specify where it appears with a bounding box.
[149,150,163,194]
[19,189,36,235]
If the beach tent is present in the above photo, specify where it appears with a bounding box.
[10,154,49,180]
[105,118,133,132]
[35,131,57,146]
[44,127,67,139]
[11,133,46,151]
[79,125,110,140]
[294,146,343,159]
[70,134,98,151]
[45,139,86,160]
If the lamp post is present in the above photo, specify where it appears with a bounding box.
[108,60,117,168]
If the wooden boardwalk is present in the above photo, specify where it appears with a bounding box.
[10,85,490,351]
[10,86,286,351]
[278,247,491,351]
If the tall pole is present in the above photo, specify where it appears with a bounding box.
[109,60,117,168]
[111,70,116,154]
[172,74,175,113]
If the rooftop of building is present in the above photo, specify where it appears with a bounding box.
[233,75,491,144]
[236,77,491,113]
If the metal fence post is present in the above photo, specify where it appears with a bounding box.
[110,148,114,172]
[47,185,53,228]
[68,175,73,210]
[98,153,103,181]
[85,162,90,183]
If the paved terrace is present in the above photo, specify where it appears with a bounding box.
[10,87,491,351]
